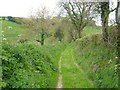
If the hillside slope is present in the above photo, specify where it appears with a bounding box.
[2,21,29,43]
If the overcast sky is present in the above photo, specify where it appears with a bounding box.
[0,0,118,17]
[0,0,118,25]
[0,0,59,17]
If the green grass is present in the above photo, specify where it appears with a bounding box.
[1,41,67,88]
[2,20,29,43]
[1,21,102,44]
[1,19,118,88]
[74,34,118,88]
[61,44,94,88]
[81,26,102,37]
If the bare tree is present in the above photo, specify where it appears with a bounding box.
[60,0,93,39]
[116,1,120,70]
[95,1,118,43]
[29,7,48,45]
[100,2,109,43]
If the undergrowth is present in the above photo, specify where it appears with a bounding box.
[1,41,67,88]
[74,34,118,88]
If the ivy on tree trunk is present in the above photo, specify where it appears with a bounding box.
[100,2,109,43]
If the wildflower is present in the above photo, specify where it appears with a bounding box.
[8,26,12,29]
[114,65,118,70]
[93,67,97,71]
[94,64,97,67]
[3,38,7,40]
[93,64,98,71]
[115,57,118,59]
[115,67,117,70]
[35,70,40,72]
[108,59,112,64]
[115,65,117,67]
[18,34,21,37]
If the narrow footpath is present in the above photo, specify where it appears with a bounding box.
[57,44,94,88]
[56,56,63,88]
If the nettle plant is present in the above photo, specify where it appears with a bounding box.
[1,41,67,88]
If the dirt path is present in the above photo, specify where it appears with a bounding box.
[71,53,94,86]
[59,44,94,88]
[56,56,63,88]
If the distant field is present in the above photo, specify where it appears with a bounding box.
[2,20,102,43]
[82,26,102,37]
[2,20,29,43]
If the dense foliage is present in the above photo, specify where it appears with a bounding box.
[74,34,118,88]
[1,41,67,88]
[1,2,119,87]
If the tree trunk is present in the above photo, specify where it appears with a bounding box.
[116,1,120,82]
[101,2,109,43]
[102,17,109,42]
[41,29,45,45]
[115,1,120,87]
[78,29,81,38]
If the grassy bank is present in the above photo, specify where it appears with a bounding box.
[1,41,67,88]
[74,34,118,88]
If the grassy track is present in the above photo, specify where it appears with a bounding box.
[60,44,94,88]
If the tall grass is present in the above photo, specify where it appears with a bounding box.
[74,34,118,88]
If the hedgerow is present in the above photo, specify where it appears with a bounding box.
[74,34,118,88]
[1,41,67,88]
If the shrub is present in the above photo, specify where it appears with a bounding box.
[74,34,118,88]
[1,41,67,88]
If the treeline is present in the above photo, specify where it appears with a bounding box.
[0,16,23,24]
